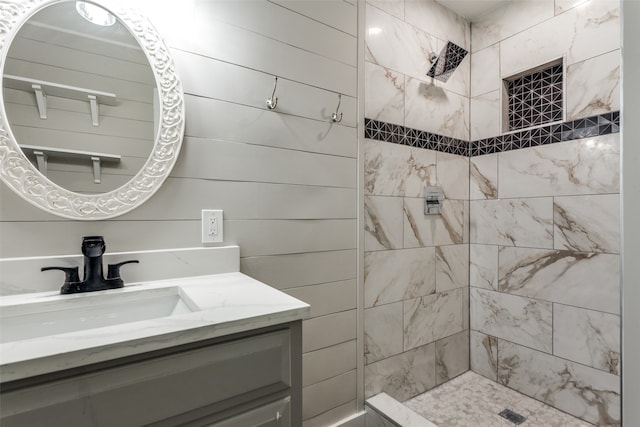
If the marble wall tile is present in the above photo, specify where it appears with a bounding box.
[404,288,464,351]
[365,343,436,401]
[365,302,405,364]
[404,198,464,247]
[554,194,621,254]
[436,330,469,385]
[364,247,436,308]
[435,244,469,292]
[364,139,436,197]
[499,0,620,76]
[405,77,470,141]
[436,152,469,200]
[471,44,500,97]
[566,50,621,121]
[497,340,620,426]
[404,0,470,50]
[498,247,620,314]
[470,244,498,291]
[553,304,620,375]
[365,196,404,251]
[365,62,405,125]
[470,90,501,140]
[469,198,554,248]
[471,0,555,53]
[367,0,405,19]
[365,4,438,81]
[470,154,498,200]
[498,134,620,198]
[470,331,498,381]
[471,288,553,352]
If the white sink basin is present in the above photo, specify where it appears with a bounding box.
[0,286,199,343]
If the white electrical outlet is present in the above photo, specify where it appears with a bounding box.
[202,210,223,243]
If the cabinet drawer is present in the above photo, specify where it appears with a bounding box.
[207,397,291,427]
[1,329,291,427]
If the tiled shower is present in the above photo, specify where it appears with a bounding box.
[363,0,621,425]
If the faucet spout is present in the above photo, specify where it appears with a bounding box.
[82,236,106,290]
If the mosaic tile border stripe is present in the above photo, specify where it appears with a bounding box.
[472,111,620,156]
[364,118,470,156]
[364,111,620,157]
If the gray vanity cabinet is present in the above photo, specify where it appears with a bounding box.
[0,322,302,427]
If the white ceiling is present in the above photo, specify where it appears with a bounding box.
[435,0,513,21]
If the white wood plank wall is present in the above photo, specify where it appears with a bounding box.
[0,1,359,425]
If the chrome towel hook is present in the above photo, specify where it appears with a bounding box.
[266,76,278,110]
[331,93,343,123]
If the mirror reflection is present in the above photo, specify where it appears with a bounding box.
[2,1,157,194]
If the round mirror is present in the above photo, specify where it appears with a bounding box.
[0,0,185,220]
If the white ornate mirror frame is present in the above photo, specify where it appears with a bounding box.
[0,0,185,220]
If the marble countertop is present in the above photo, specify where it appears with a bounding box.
[0,272,310,383]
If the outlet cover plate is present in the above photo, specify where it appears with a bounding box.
[202,210,223,243]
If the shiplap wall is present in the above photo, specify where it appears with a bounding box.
[0,1,360,425]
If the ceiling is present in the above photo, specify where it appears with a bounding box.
[435,0,513,21]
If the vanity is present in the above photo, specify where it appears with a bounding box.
[0,246,310,426]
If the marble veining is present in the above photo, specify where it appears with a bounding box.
[364,247,436,308]
[365,62,405,125]
[364,140,436,197]
[404,288,464,351]
[471,90,501,141]
[498,340,620,426]
[498,246,620,314]
[498,0,619,75]
[554,194,620,254]
[470,44,500,97]
[471,288,552,352]
[405,77,470,141]
[365,343,436,401]
[404,198,464,247]
[470,244,498,291]
[405,0,470,52]
[365,196,404,251]
[365,4,438,81]
[497,134,620,198]
[566,50,620,121]
[435,331,469,385]
[470,155,498,199]
[470,331,498,381]
[553,304,620,375]
[435,244,469,292]
[470,198,553,248]
[471,0,555,53]
[436,152,469,200]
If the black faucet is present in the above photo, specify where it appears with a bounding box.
[42,236,139,294]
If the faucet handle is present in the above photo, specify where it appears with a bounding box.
[107,260,139,280]
[41,266,81,294]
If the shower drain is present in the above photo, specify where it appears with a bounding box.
[498,408,527,425]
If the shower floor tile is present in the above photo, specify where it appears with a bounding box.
[403,371,592,427]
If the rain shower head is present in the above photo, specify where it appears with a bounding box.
[427,41,468,82]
